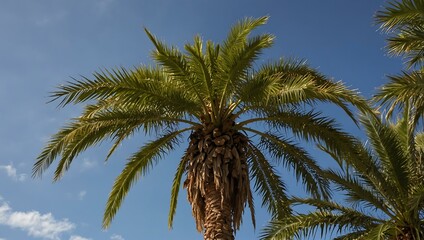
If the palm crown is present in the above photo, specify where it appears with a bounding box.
[33,16,371,239]
[261,115,424,240]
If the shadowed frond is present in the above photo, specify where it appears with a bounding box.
[168,154,189,229]
[103,129,189,228]
[247,144,290,219]
[260,208,379,240]
[361,116,410,198]
[244,128,330,199]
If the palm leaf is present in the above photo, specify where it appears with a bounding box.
[247,144,290,219]
[168,154,189,229]
[103,129,188,228]
[247,128,330,199]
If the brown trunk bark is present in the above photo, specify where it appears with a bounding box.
[203,182,234,240]
[184,115,253,240]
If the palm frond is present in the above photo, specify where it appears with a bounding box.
[218,33,274,110]
[260,209,376,240]
[362,222,392,240]
[168,154,189,229]
[220,16,269,64]
[103,129,188,228]
[240,110,360,167]
[408,185,424,213]
[333,230,368,240]
[244,128,330,199]
[376,0,424,68]
[184,36,215,111]
[374,70,424,126]
[322,169,394,218]
[144,29,209,111]
[240,59,374,123]
[376,0,424,31]
[247,144,290,219]
[362,116,410,199]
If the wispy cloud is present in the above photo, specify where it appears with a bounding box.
[110,234,124,240]
[69,235,92,240]
[80,158,98,171]
[0,197,90,240]
[78,191,87,201]
[95,0,116,14]
[0,164,27,182]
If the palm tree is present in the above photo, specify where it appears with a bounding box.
[33,17,371,240]
[260,115,424,240]
[374,0,424,131]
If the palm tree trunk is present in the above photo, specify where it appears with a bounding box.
[203,181,234,240]
[184,119,253,240]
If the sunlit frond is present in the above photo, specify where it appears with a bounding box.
[376,0,424,68]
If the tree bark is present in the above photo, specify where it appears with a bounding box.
[184,117,253,240]
[203,182,234,240]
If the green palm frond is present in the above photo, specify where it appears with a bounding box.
[376,0,424,68]
[168,154,189,229]
[362,116,410,199]
[376,0,424,30]
[409,185,424,213]
[103,129,188,228]
[252,130,330,199]
[322,169,394,218]
[416,131,424,151]
[333,230,368,240]
[243,110,360,165]
[144,29,209,112]
[374,70,424,126]
[34,104,192,179]
[52,67,201,116]
[239,59,373,123]
[260,209,377,240]
[261,112,424,239]
[219,16,269,77]
[386,28,424,67]
[247,144,290,219]
[362,223,392,240]
[184,36,214,107]
[218,33,274,109]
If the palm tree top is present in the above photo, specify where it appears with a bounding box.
[33,16,373,238]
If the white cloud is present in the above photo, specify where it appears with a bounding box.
[80,158,98,171]
[110,234,124,240]
[0,199,75,240]
[69,235,92,240]
[78,191,87,201]
[95,0,116,14]
[0,164,27,182]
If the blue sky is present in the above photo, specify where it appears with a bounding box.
[0,1,403,239]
